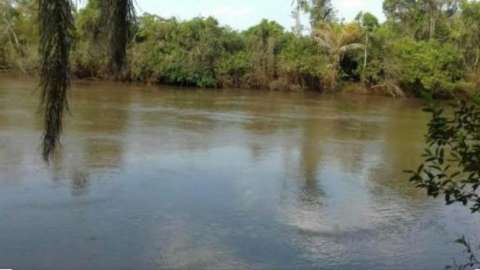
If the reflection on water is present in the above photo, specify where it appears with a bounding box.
[0,73,479,270]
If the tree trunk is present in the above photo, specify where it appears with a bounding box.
[429,15,435,40]
[364,33,368,70]
[474,48,480,71]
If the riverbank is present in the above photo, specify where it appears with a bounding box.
[0,70,423,100]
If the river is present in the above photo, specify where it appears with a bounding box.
[0,74,479,270]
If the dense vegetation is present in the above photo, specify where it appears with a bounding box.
[1,0,480,98]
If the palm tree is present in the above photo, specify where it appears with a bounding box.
[38,0,135,162]
[312,23,363,90]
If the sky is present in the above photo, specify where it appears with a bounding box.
[133,0,386,30]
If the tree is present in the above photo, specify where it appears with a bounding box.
[459,0,480,72]
[356,12,379,72]
[0,1,23,62]
[279,33,327,90]
[383,0,418,36]
[130,16,232,87]
[291,0,308,35]
[72,0,107,77]
[419,0,459,40]
[0,0,37,71]
[244,20,285,88]
[312,23,363,90]
[388,38,464,97]
[310,0,335,27]
[384,0,460,41]
[292,0,335,32]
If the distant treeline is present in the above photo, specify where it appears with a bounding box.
[1,0,480,98]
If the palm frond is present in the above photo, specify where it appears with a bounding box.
[339,43,364,53]
[38,0,75,162]
[102,0,136,77]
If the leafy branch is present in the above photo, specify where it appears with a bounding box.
[407,100,480,213]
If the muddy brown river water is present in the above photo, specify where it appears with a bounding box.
[0,74,479,270]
